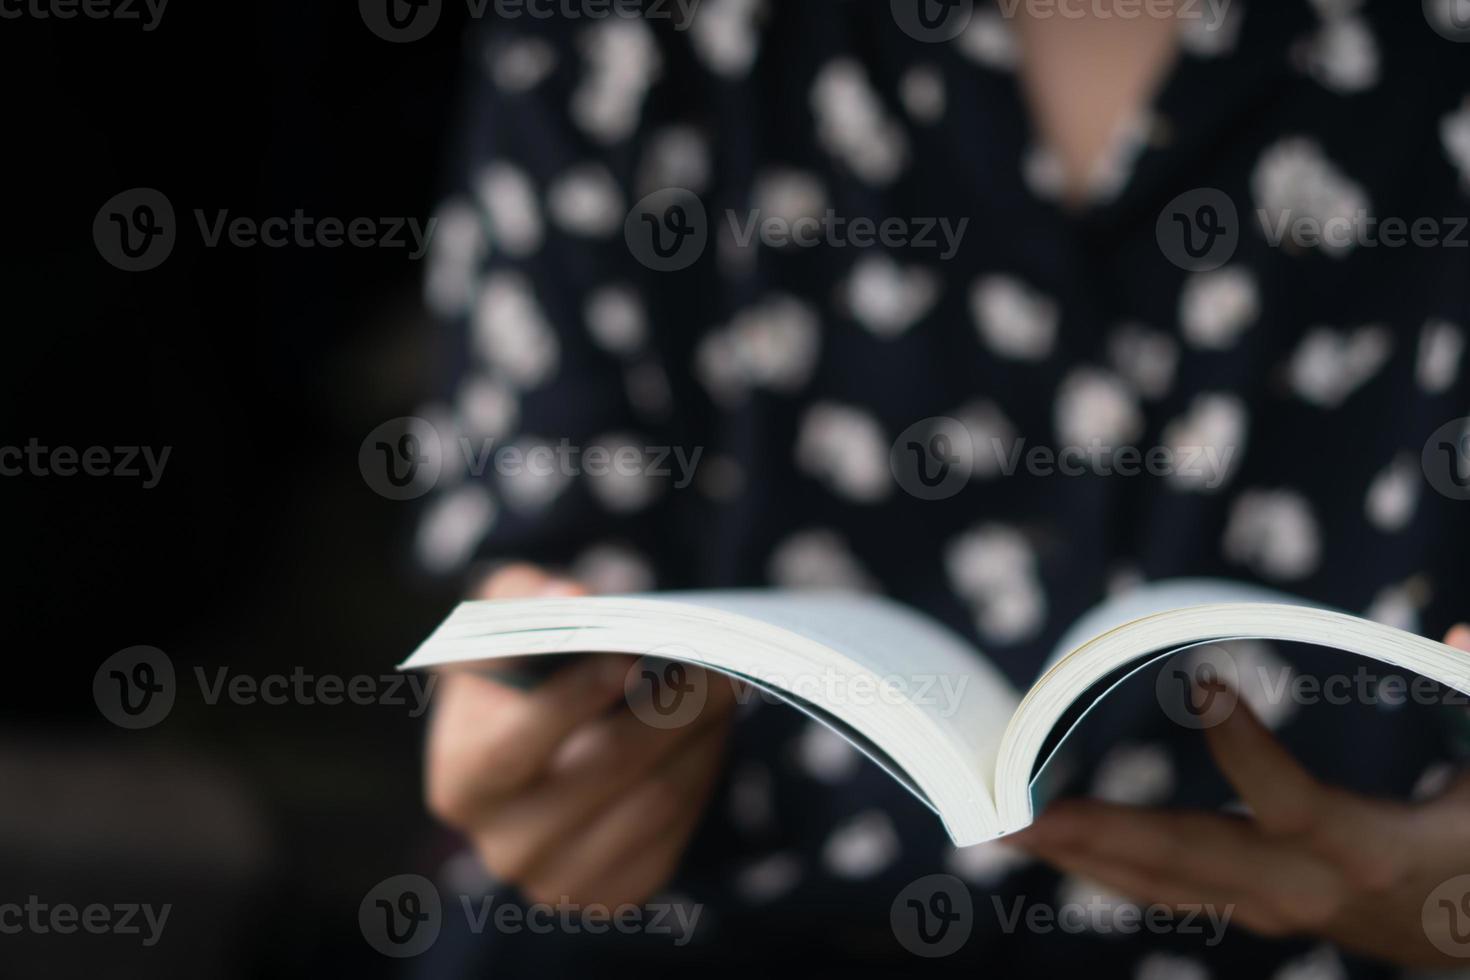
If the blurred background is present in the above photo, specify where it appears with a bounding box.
[5,4,473,976]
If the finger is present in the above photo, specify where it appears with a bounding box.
[1036,852,1300,938]
[426,655,633,822]
[552,664,739,773]
[523,720,727,904]
[1443,624,1470,652]
[472,697,732,881]
[570,760,720,913]
[554,806,705,912]
[577,793,709,911]
[517,655,644,758]
[1203,691,1415,883]
[1017,800,1341,922]
[1040,849,1247,918]
[1016,801,1339,899]
[1203,693,1326,837]
[474,563,585,600]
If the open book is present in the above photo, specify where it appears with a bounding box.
[402,579,1470,847]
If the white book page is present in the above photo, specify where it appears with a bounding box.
[1044,578,1319,672]
[670,592,1021,789]
[993,594,1470,832]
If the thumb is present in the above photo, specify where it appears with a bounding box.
[1204,691,1325,837]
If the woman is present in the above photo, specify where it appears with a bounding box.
[414,1,1470,974]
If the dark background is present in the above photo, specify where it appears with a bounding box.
[4,4,475,975]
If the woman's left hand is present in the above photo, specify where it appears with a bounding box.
[1012,626,1470,968]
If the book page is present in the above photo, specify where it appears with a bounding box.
[668,592,1022,786]
[994,595,1470,832]
[1044,578,1315,671]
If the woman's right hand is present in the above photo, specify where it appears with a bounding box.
[425,564,736,908]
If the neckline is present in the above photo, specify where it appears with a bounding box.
[974,0,1309,222]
